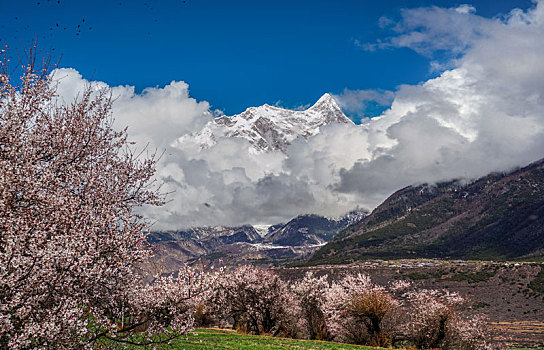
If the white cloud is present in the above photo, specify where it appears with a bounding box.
[337,0,544,201]
[51,68,213,151]
[51,1,544,229]
[364,4,497,57]
[455,4,476,14]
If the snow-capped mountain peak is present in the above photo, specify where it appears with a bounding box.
[176,93,352,153]
[309,92,340,110]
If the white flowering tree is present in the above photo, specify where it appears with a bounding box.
[0,47,213,349]
[209,265,297,336]
[405,289,495,350]
[291,271,330,340]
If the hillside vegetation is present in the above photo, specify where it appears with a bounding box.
[310,158,544,265]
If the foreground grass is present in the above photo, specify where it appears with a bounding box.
[108,328,543,349]
[154,328,393,349]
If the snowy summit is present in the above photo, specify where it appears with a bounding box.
[177,93,352,153]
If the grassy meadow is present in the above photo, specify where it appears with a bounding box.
[111,328,544,350]
[135,328,393,349]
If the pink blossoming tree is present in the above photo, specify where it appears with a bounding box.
[208,265,298,336]
[323,273,400,347]
[404,289,494,350]
[290,271,330,340]
[0,47,213,349]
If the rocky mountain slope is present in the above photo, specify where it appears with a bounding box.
[147,211,367,271]
[149,225,261,248]
[177,93,352,153]
[263,211,367,247]
[309,158,544,265]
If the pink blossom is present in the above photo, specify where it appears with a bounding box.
[0,48,215,349]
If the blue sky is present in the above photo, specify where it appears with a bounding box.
[0,0,533,116]
[3,0,544,228]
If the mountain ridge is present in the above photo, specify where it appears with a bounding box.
[176,93,352,153]
[147,210,367,271]
[308,158,544,265]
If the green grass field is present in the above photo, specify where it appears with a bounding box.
[107,328,543,349]
[157,328,390,349]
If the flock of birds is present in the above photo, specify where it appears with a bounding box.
[0,0,189,44]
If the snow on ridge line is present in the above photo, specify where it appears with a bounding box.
[176,93,352,154]
[253,224,273,237]
[250,242,328,250]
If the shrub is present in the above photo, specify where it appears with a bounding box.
[324,273,399,347]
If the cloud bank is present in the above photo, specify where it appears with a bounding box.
[362,4,493,57]
[51,1,544,229]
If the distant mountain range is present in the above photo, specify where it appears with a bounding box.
[149,157,544,270]
[155,93,544,268]
[262,211,366,247]
[176,93,351,153]
[147,93,363,271]
[309,158,544,265]
[148,210,367,271]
